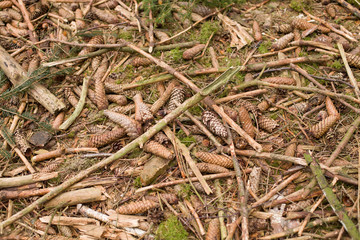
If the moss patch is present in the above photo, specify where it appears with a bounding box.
[156,215,188,240]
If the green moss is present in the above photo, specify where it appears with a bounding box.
[198,21,220,44]
[290,0,311,12]
[128,148,143,159]
[165,47,183,62]
[156,215,188,240]
[188,105,203,115]
[258,41,272,54]
[134,176,142,188]
[329,60,343,69]
[180,135,196,147]
[298,63,318,75]
[178,183,192,199]
[117,30,133,40]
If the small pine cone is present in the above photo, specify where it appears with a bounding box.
[326,4,336,18]
[153,132,170,145]
[110,104,135,114]
[40,158,64,173]
[238,106,255,138]
[248,218,268,233]
[145,193,178,204]
[34,219,56,234]
[238,99,259,117]
[202,111,228,138]
[0,1,12,9]
[64,87,78,107]
[183,44,206,60]
[143,140,174,160]
[117,200,159,214]
[310,114,338,138]
[75,8,86,29]
[252,20,262,41]
[261,77,296,85]
[103,110,142,138]
[346,54,360,69]
[14,130,31,156]
[272,33,294,50]
[94,78,108,110]
[57,225,73,237]
[328,33,350,51]
[91,7,119,23]
[289,102,308,114]
[195,162,230,174]
[258,95,276,112]
[154,30,170,42]
[205,218,220,240]
[133,93,153,123]
[258,115,278,132]
[104,81,122,94]
[107,94,127,106]
[7,9,23,21]
[287,199,313,212]
[88,127,125,147]
[234,137,247,149]
[247,166,261,194]
[192,4,213,16]
[274,24,293,33]
[195,152,233,168]
[0,11,11,23]
[291,18,330,33]
[325,96,339,118]
[131,57,153,67]
[78,35,104,57]
[285,142,296,157]
[168,87,186,112]
[223,106,238,122]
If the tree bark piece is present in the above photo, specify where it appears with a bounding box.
[0,172,58,189]
[0,46,65,114]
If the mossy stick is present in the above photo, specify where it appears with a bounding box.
[0,66,237,233]
[59,77,89,130]
[304,154,360,240]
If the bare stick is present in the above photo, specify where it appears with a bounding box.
[0,66,237,233]
[336,0,360,18]
[337,43,360,98]
[215,89,268,104]
[150,80,177,114]
[2,100,26,149]
[184,200,205,235]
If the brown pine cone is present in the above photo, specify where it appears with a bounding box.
[91,7,119,23]
[168,87,186,112]
[261,77,296,85]
[103,110,142,138]
[88,128,125,147]
[310,114,338,138]
[286,199,313,212]
[346,54,360,69]
[253,20,262,42]
[40,159,64,173]
[145,193,178,204]
[328,33,350,51]
[64,87,78,107]
[107,94,127,106]
[238,99,259,117]
[110,104,135,114]
[183,44,206,60]
[195,152,233,168]
[104,81,123,94]
[195,162,230,174]
[78,35,104,57]
[205,218,220,240]
[291,18,330,33]
[248,218,268,233]
[132,57,153,67]
[325,96,339,118]
[192,4,213,16]
[202,111,228,138]
[153,132,170,145]
[272,33,294,50]
[0,1,12,9]
[326,4,336,18]
[258,95,276,112]
[238,106,255,138]
[34,219,56,234]
[133,93,153,123]
[143,140,174,160]
[258,115,278,132]
[274,24,293,33]
[14,130,31,156]
[57,225,73,237]
[117,200,159,214]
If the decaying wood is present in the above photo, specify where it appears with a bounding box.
[0,172,58,189]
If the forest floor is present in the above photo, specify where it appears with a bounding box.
[0,0,360,239]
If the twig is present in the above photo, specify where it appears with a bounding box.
[214,179,227,239]
[336,0,360,18]
[184,200,205,235]
[304,154,360,240]
[59,76,89,130]
[215,89,268,104]
[150,80,177,114]
[337,43,360,98]
[253,46,297,58]
[0,65,236,233]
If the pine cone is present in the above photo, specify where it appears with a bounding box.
[291,18,330,33]
[248,218,268,233]
[107,94,127,106]
[310,114,338,138]
[34,219,56,234]
[14,130,31,156]
[326,4,336,18]
[285,142,296,157]
[132,57,153,67]
[272,33,294,50]
[0,1,13,9]
[195,152,233,168]
[78,35,104,57]
[253,20,262,42]
[143,140,174,160]
[94,58,109,110]
[88,128,125,147]
[346,54,360,69]
[289,102,308,114]
[258,115,278,132]
[117,200,159,214]
[145,193,178,204]
[238,106,255,138]
[64,87,78,107]
[238,99,259,117]
[91,7,119,23]
[153,132,170,145]
[223,106,238,122]
[183,44,206,60]
[195,162,230,174]
[192,4,213,16]
[104,81,123,94]
[325,96,339,118]
[133,93,153,123]
[0,11,11,23]
[110,104,135,114]
[248,166,261,194]
[103,110,142,138]
[205,218,220,240]
[274,24,293,33]
[202,111,228,138]
[261,77,296,85]
[258,95,276,112]
[40,159,64,173]
[57,225,73,237]
[168,87,186,112]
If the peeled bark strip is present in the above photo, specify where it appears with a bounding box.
[0,46,66,114]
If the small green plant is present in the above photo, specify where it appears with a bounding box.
[142,0,173,26]
[329,60,343,69]
[258,41,272,54]
[156,215,188,240]
[134,176,142,188]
